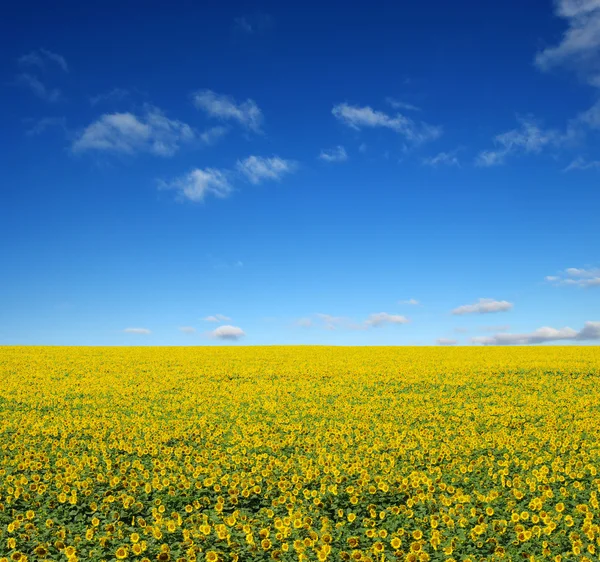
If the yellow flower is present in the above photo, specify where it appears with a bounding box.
[115,547,128,559]
[205,553,218,562]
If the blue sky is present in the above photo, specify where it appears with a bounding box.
[1,0,599,346]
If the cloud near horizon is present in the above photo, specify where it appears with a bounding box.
[210,325,245,340]
[123,327,151,334]
[452,298,514,315]
[546,267,600,287]
[472,321,600,345]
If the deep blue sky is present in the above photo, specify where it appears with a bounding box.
[1,0,599,345]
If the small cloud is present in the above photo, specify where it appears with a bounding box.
[423,151,460,167]
[17,73,60,102]
[73,106,195,156]
[19,48,68,72]
[123,328,151,334]
[364,312,410,327]
[159,168,232,203]
[179,326,196,334]
[193,89,263,132]
[398,298,420,305]
[480,325,511,332]
[210,325,245,340]
[472,321,600,345]
[24,116,66,136]
[204,314,232,323]
[332,102,442,145]
[437,338,458,346]
[90,88,130,106]
[546,267,600,287]
[564,156,600,171]
[200,125,229,145]
[237,155,297,184]
[452,298,514,315]
[386,97,421,111]
[475,117,561,166]
[318,145,348,163]
[233,13,274,34]
[358,143,367,153]
[296,318,313,328]
[315,314,365,331]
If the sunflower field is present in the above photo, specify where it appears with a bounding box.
[1,346,600,562]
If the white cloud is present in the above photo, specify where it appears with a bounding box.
[204,314,232,322]
[398,298,420,305]
[236,155,296,184]
[546,267,600,287]
[564,156,600,170]
[332,102,442,144]
[90,88,130,106]
[123,328,151,334]
[310,312,409,330]
[535,0,600,87]
[17,74,60,102]
[365,312,410,327]
[73,106,194,156]
[159,168,232,203]
[210,325,245,340]
[179,326,196,334]
[423,151,460,167]
[386,97,421,111]
[452,298,514,315]
[475,117,560,166]
[296,318,313,328]
[25,117,66,136]
[480,325,511,332]
[193,90,263,132]
[437,338,458,346]
[318,145,348,162]
[472,321,600,345]
[200,126,229,145]
[19,48,68,72]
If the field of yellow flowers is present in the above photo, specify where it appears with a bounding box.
[1,346,600,562]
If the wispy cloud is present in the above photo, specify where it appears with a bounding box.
[193,90,263,132]
[386,97,420,111]
[179,326,196,334]
[475,117,561,166]
[233,13,274,34]
[17,74,61,102]
[318,145,348,162]
[159,168,233,203]
[546,267,600,287]
[19,48,68,72]
[535,0,600,87]
[423,151,460,167]
[237,155,297,184]
[564,156,600,170]
[123,327,151,334]
[472,321,600,345]
[332,102,442,144]
[24,116,66,136]
[303,312,410,330]
[210,325,245,340]
[452,298,513,315]
[364,312,410,327]
[199,126,229,145]
[398,298,420,305]
[204,314,232,323]
[480,325,511,332]
[437,338,458,346]
[90,88,130,106]
[73,106,194,156]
